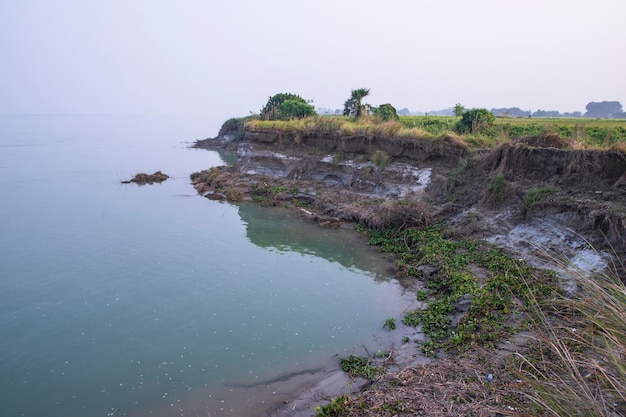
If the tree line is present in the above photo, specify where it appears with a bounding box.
[257,91,625,129]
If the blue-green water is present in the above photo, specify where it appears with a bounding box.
[0,115,413,417]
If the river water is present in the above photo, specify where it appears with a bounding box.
[0,114,415,417]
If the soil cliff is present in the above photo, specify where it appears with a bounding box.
[193,125,626,258]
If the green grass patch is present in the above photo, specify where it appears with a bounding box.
[369,225,559,355]
[521,185,554,213]
[340,354,385,380]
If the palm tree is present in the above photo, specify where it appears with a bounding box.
[343,88,371,119]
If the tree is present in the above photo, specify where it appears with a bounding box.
[491,107,531,118]
[260,93,315,120]
[455,108,495,134]
[343,88,371,119]
[278,99,316,119]
[372,103,399,121]
[453,103,466,117]
[532,109,561,118]
[583,101,623,118]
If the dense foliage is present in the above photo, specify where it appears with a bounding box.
[584,100,623,118]
[260,93,316,120]
[372,103,399,121]
[455,108,496,134]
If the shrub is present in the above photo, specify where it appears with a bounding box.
[372,103,399,121]
[278,99,316,119]
[260,93,316,120]
[455,108,496,134]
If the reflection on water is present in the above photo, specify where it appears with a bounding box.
[239,203,397,280]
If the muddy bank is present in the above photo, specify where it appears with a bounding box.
[192,127,626,415]
[193,127,625,256]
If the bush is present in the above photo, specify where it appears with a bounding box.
[278,99,316,119]
[455,108,495,134]
[260,93,316,120]
[372,103,399,121]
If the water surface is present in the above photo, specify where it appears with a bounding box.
[0,114,413,417]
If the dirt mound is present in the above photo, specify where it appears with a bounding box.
[513,134,568,149]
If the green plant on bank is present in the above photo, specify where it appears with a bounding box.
[252,195,270,204]
[368,225,558,356]
[516,252,626,416]
[314,394,352,417]
[383,317,396,330]
[371,150,390,169]
[269,186,287,195]
[416,289,429,301]
[488,173,507,203]
[292,199,310,208]
[521,185,554,214]
[376,349,388,358]
[331,151,344,164]
[340,354,385,380]
[380,400,403,414]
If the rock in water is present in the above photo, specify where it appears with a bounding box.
[122,171,170,184]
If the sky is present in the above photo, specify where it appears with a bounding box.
[2,0,625,126]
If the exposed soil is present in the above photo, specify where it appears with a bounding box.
[191,126,626,416]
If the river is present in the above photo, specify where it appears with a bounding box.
[0,114,416,416]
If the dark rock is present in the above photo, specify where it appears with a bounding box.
[417,265,438,279]
[454,294,473,313]
[125,171,169,184]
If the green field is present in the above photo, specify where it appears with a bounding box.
[244,115,626,150]
[399,115,626,148]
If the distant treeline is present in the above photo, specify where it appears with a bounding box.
[320,101,626,119]
[491,101,625,119]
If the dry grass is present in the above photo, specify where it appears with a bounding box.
[313,194,432,230]
[326,349,532,416]
[517,251,626,416]
[247,117,438,141]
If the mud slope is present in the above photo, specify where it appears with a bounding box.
[193,128,626,260]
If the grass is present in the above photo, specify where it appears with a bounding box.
[368,225,559,356]
[321,230,626,416]
[516,251,626,416]
[243,115,626,151]
[521,185,554,214]
[371,150,389,169]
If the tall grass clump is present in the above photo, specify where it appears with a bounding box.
[395,126,435,140]
[371,150,390,169]
[339,118,402,138]
[518,253,626,416]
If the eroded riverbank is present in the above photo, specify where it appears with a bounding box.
[191,124,626,416]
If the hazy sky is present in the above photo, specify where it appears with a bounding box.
[2,0,625,122]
